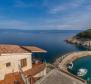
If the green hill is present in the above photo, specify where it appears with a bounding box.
[77,29,91,39]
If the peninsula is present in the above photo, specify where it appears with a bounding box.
[66,29,91,47]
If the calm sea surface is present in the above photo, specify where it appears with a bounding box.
[0,30,84,63]
[70,56,91,82]
[0,29,91,81]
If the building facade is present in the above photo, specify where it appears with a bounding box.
[0,45,47,84]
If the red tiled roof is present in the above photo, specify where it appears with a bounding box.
[0,63,46,84]
[0,44,47,54]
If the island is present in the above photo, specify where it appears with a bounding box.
[66,29,91,47]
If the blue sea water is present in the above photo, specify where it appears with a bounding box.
[70,56,91,82]
[0,29,86,63]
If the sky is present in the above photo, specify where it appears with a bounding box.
[0,0,91,30]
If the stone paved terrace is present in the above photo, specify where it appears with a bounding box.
[35,69,86,84]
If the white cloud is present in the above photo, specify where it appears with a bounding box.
[0,7,91,30]
[34,6,91,30]
[0,19,28,29]
[49,0,85,14]
[0,0,91,30]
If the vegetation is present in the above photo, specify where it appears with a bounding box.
[77,29,91,39]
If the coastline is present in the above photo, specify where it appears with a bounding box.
[53,51,91,84]
[66,36,91,48]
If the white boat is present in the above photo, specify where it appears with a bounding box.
[68,62,73,69]
[77,68,87,76]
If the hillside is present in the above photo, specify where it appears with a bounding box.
[76,29,91,39]
[66,29,91,47]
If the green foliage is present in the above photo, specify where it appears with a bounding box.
[77,29,91,39]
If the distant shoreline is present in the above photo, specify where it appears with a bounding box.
[66,36,91,48]
[0,29,83,31]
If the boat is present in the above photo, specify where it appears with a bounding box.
[67,62,73,69]
[77,68,87,76]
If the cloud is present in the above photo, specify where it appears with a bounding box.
[0,0,91,30]
[0,9,90,30]
[0,6,91,30]
[49,0,85,14]
[34,5,91,30]
[0,19,28,29]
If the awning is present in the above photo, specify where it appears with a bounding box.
[22,46,47,53]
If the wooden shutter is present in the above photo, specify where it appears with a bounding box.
[21,58,27,68]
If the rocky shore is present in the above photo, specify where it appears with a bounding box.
[66,29,91,48]
[66,36,91,48]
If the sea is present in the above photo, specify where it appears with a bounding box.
[0,29,84,62]
[0,29,91,81]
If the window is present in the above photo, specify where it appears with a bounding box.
[20,58,27,68]
[6,62,11,67]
